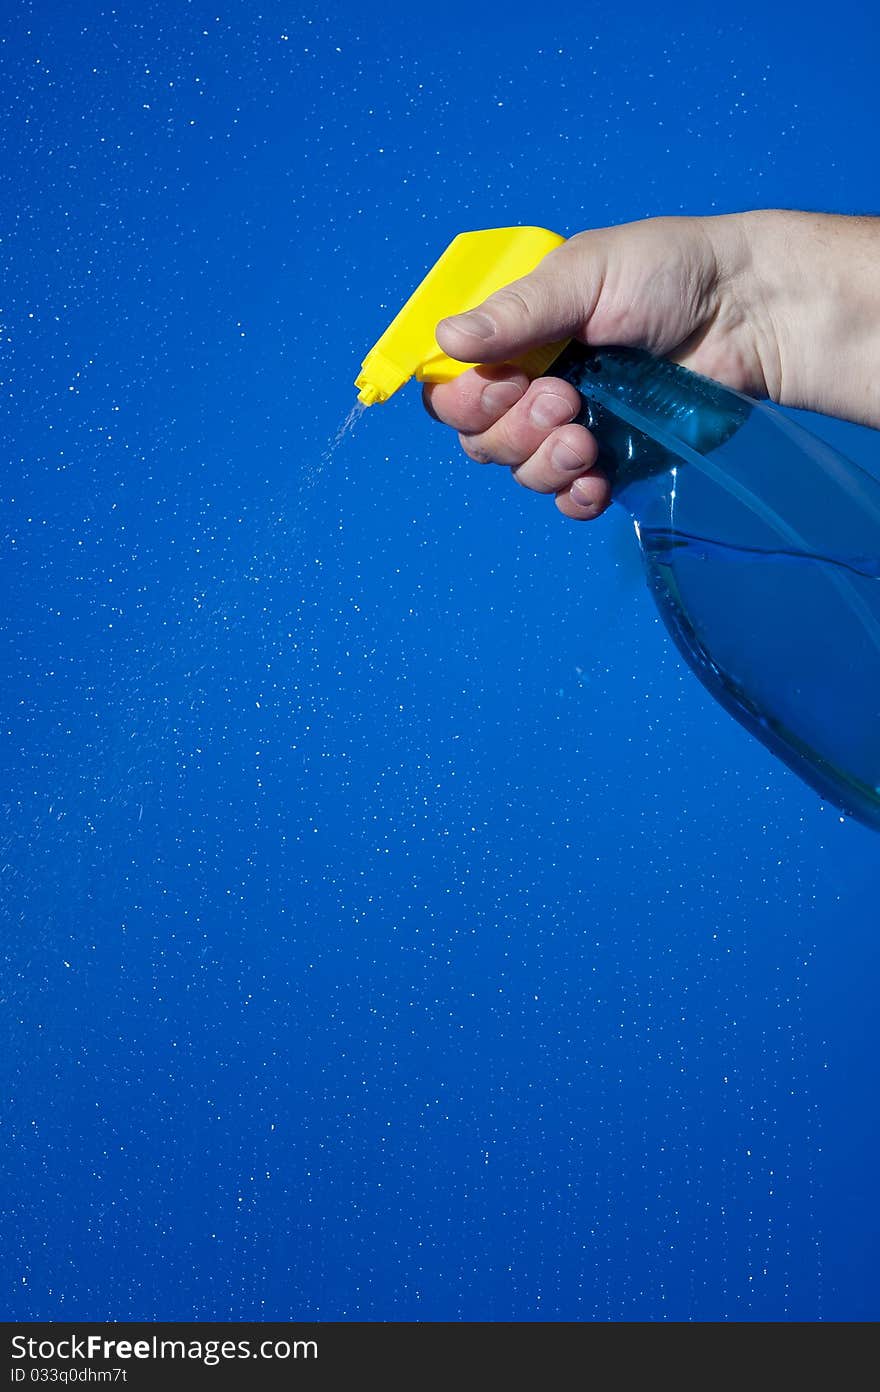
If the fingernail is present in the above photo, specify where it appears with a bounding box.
[570,478,595,507]
[530,392,575,428]
[481,380,524,414]
[551,439,586,472]
[442,310,495,340]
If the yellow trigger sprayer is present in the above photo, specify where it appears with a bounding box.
[355,227,570,404]
[355,226,880,831]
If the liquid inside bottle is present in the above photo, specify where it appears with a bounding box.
[555,344,880,830]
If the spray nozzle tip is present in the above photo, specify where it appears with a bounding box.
[356,381,382,407]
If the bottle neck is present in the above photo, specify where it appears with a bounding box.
[553,344,752,505]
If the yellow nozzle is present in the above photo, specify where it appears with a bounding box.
[355,226,569,407]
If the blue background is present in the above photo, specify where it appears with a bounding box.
[1,0,878,1322]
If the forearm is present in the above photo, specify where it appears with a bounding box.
[724,209,880,427]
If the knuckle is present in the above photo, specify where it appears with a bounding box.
[424,376,481,430]
[488,282,534,321]
[458,433,493,464]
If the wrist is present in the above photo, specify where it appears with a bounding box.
[732,209,880,426]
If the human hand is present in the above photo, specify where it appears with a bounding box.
[423,211,880,519]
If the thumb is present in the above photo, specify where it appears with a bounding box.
[435,247,590,364]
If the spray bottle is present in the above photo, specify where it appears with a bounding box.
[355,227,880,830]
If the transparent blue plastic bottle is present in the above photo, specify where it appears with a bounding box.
[554,343,880,830]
